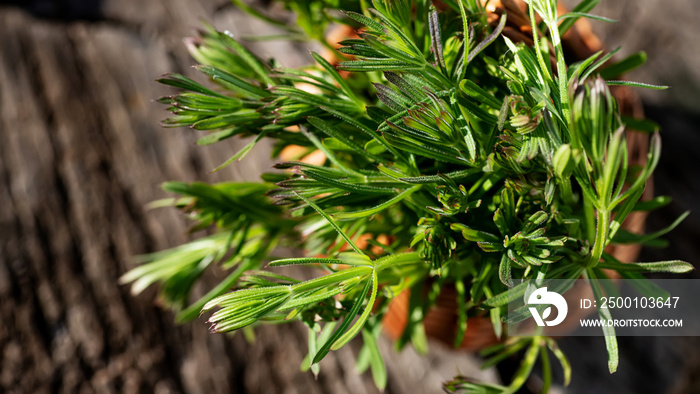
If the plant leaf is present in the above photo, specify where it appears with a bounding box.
[268,257,344,267]
[559,0,601,35]
[606,80,668,90]
[598,257,694,274]
[361,328,387,391]
[334,185,419,220]
[600,51,647,80]
[313,276,372,364]
[587,268,619,373]
[295,192,365,255]
[556,12,616,24]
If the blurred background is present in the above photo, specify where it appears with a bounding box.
[1,0,699,392]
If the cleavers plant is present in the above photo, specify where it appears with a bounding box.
[122,0,692,391]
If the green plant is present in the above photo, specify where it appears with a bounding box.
[122,0,692,391]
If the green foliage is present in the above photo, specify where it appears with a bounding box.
[120,0,691,391]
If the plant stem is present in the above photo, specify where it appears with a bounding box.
[586,208,610,268]
[176,260,253,322]
[560,176,575,206]
[583,195,596,244]
[507,335,542,393]
[540,342,552,394]
[529,2,552,85]
[547,20,570,122]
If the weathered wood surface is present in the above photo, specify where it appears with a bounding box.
[0,1,494,392]
[2,0,700,393]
